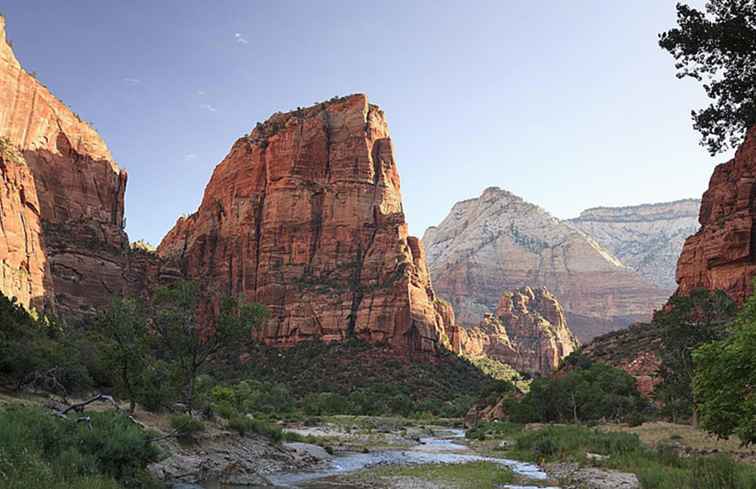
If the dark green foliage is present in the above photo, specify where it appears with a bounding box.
[93,298,150,412]
[226,416,285,442]
[136,360,178,412]
[169,414,205,440]
[0,406,162,489]
[654,289,735,421]
[0,294,94,395]
[659,1,756,154]
[506,361,647,424]
[693,287,756,444]
[152,280,269,412]
[218,339,513,418]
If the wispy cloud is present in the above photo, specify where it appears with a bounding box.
[184,153,197,161]
[122,77,142,86]
[234,33,249,45]
[196,89,206,96]
[199,103,217,112]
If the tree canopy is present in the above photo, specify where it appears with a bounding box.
[659,0,756,154]
[693,287,756,445]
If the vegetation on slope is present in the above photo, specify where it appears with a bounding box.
[0,405,161,489]
[218,339,513,418]
[694,288,756,444]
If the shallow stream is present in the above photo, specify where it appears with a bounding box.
[176,428,558,489]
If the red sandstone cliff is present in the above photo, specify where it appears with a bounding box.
[158,95,455,354]
[456,287,579,374]
[0,16,137,317]
[676,126,756,304]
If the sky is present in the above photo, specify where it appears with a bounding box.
[2,1,720,244]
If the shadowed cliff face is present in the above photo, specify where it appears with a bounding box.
[0,16,133,317]
[456,287,579,374]
[158,94,455,354]
[676,126,756,305]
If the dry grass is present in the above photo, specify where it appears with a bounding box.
[600,421,756,462]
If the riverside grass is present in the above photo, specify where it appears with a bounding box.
[364,461,516,488]
[472,422,756,489]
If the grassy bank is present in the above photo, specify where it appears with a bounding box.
[469,422,756,489]
[357,461,516,489]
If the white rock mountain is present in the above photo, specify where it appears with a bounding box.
[566,199,700,290]
[422,187,673,343]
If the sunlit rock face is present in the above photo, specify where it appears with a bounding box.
[158,94,455,354]
[422,187,669,342]
[676,126,756,305]
[455,287,579,374]
[568,199,700,291]
[0,16,131,317]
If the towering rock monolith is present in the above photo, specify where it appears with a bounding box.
[158,95,455,354]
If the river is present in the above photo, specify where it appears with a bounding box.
[174,428,558,489]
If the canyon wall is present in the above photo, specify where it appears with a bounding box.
[0,16,132,317]
[422,187,669,342]
[158,95,455,354]
[676,126,756,305]
[568,199,700,290]
[457,287,579,374]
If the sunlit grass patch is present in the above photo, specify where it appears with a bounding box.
[369,461,515,488]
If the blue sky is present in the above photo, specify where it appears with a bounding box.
[2,1,717,244]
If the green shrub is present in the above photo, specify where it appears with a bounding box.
[691,455,738,489]
[0,406,161,489]
[226,416,284,442]
[169,414,204,440]
[465,421,521,441]
[136,361,176,412]
[507,362,647,424]
[513,425,643,461]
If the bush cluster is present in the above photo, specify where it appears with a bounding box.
[0,406,161,489]
[502,355,649,424]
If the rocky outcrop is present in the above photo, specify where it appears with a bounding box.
[456,287,579,374]
[568,199,700,290]
[676,126,756,305]
[422,187,670,342]
[158,95,454,354]
[0,15,134,317]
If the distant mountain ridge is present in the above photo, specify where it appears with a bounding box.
[567,199,700,290]
[422,187,671,342]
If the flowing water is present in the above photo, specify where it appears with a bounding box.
[176,428,558,489]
